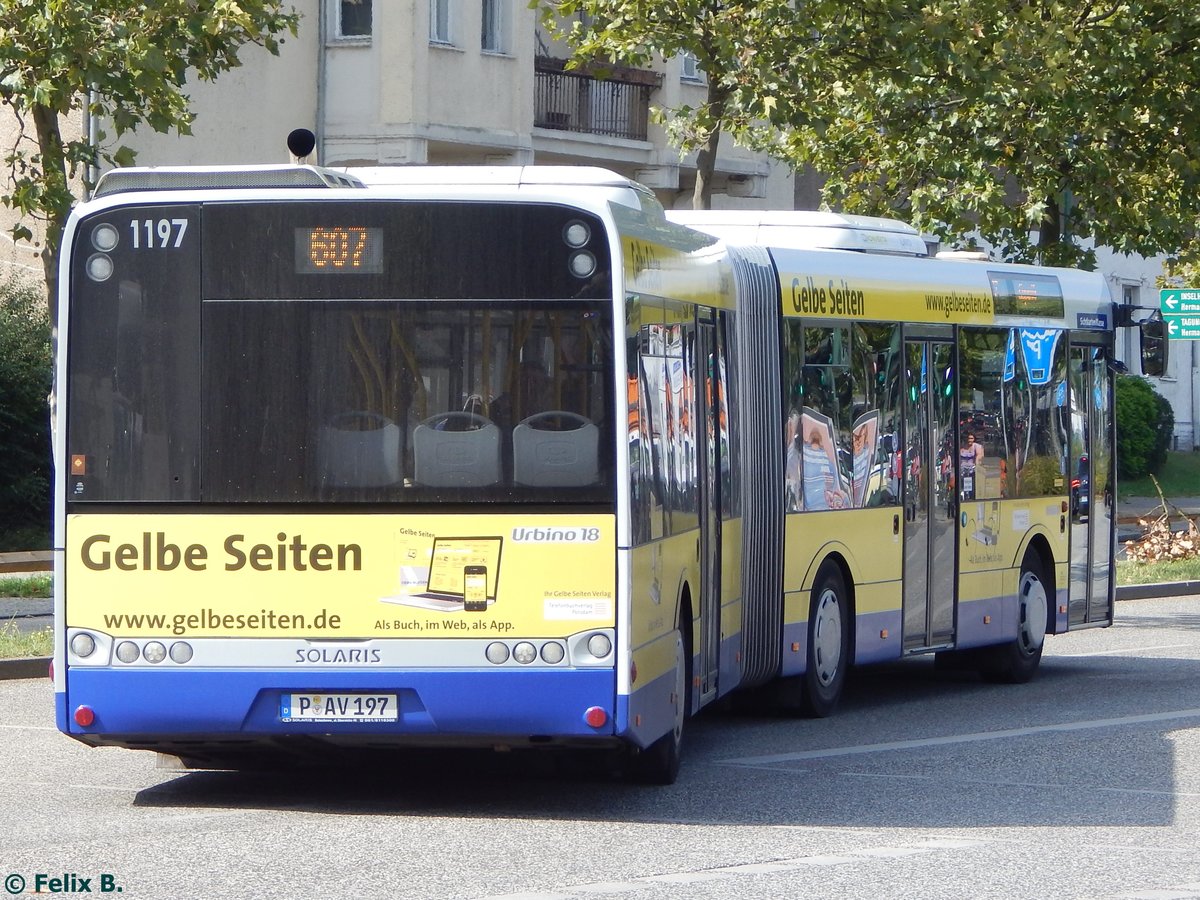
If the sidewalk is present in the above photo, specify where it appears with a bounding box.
[1119,495,1200,520]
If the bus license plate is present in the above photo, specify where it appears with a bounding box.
[281,693,397,723]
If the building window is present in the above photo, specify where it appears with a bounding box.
[482,0,504,52]
[431,0,451,43]
[680,52,701,82]
[338,0,372,38]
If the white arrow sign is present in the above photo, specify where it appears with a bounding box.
[1169,319,1180,335]
[1165,294,1180,310]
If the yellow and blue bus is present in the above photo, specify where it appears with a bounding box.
[53,163,1166,783]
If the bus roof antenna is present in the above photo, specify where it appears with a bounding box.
[287,128,318,165]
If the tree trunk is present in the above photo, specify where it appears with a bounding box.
[31,104,70,325]
[31,103,69,429]
[692,83,729,210]
[1038,193,1062,265]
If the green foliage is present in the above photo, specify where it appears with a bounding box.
[537,1,1200,260]
[1018,454,1061,496]
[1115,374,1174,479]
[0,279,51,541]
[0,0,300,296]
[0,619,52,660]
[1120,451,1200,499]
[756,2,1200,265]
[0,574,51,599]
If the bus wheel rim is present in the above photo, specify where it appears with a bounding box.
[813,588,843,686]
[1018,571,1048,654]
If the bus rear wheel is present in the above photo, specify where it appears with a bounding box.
[788,561,849,718]
[626,625,688,785]
[980,549,1048,684]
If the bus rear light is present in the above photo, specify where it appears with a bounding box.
[485,642,510,664]
[512,642,537,664]
[540,641,565,664]
[74,706,95,727]
[169,642,193,664]
[115,641,140,664]
[563,220,591,248]
[584,706,608,728]
[91,223,119,251]
[70,632,97,658]
[85,253,114,282]
[142,641,167,664]
[586,633,612,659]
[568,251,597,279]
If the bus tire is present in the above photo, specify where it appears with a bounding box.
[798,560,850,718]
[627,625,689,785]
[980,549,1048,684]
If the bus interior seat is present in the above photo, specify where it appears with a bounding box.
[412,412,502,487]
[513,411,599,487]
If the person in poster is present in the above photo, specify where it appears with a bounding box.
[851,410,880,508]
[784,408,804,512]
[801,407,849,510]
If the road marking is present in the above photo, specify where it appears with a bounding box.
[718,707,1200,767]
[478,838,987,898]
[840,770,1200,798]
[0,723,56,731]
[1055,643,1194,657]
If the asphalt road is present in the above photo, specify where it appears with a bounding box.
[2,594,1200,899]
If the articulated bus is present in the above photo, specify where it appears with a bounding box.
[54,163,1166,783]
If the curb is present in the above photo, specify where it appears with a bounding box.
[1116,582,1200,601]
[0,657,49,681]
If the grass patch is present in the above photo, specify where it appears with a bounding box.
[0,619,52,659]
[0,574,51,598]
[1121,451,1200,500]
[1117,556,1200,586]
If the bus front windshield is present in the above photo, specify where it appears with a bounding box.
[68,296,614,504]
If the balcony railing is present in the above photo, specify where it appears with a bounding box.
[534,57,662,142]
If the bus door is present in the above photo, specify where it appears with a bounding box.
[1068,343,1115,626]
[695,313,722,702]
[902,335,958,651]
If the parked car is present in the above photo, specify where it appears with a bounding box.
[1071,456,1089,520]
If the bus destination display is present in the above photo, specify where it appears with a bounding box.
[295,226,384,274]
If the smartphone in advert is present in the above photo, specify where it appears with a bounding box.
[463,565,488,612]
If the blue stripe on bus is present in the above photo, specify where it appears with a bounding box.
[62,668,617,739]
